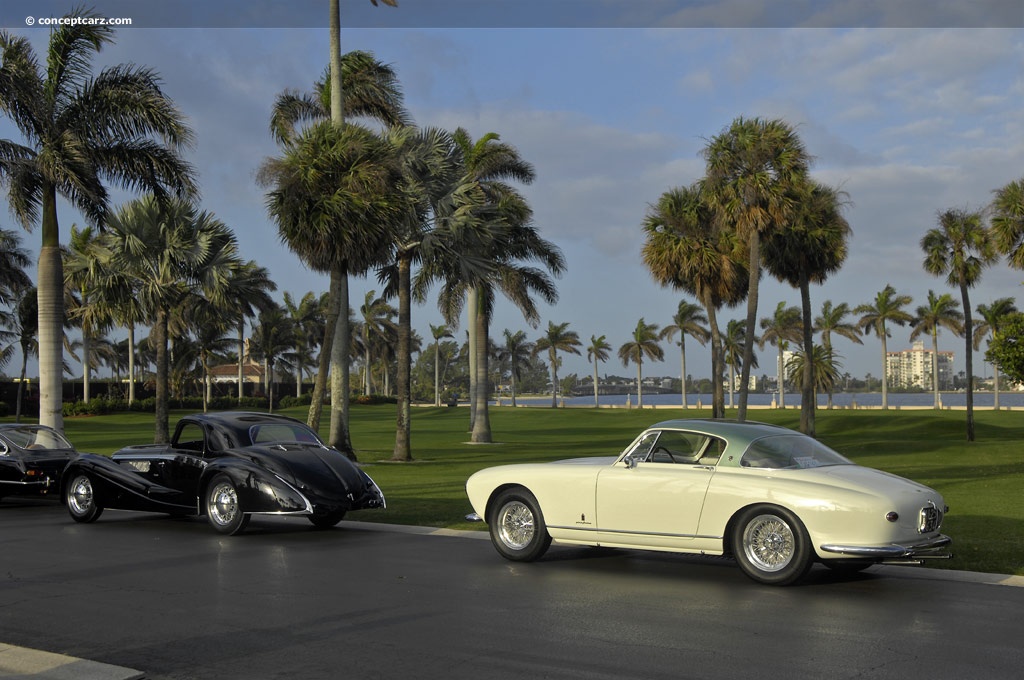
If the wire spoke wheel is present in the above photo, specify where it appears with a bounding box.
[743,514,795,572]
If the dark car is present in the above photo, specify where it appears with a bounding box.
[1,424,77,502]
[62,411,385,534]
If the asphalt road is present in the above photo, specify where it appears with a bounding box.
[2,499,1023,680]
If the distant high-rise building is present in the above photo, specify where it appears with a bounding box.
[887,341,954,390]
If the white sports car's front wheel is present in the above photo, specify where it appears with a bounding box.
[488,487,552,562]
[732,505,813,586]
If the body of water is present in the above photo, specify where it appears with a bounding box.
[508,391,1024,409]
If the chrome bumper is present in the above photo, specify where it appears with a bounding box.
[820,534,952,561]
[465,512,483,522]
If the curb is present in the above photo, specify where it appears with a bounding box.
[0,644,142,680]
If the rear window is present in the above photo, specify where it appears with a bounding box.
[740,435,852,470]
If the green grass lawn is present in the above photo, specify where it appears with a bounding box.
[22,404,1024,577]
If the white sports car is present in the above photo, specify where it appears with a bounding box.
[465,419,951,585]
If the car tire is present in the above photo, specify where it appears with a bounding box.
[65,472,103,523]
[488,487,552,562]
[731,505,813,586]
[308,509,346,529]
[204,474,250,535]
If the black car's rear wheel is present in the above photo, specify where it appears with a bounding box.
[205,475,250,535]
[308,509,346,529]
[488,487,551,562]
[66,472,103,523]
[732,505,813,586]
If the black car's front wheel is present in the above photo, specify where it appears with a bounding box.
[204,475,250,535]
[731,505,813,586]
[488,487,551,562]
[65,472,103,523]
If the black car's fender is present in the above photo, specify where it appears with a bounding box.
[198,459,312,515]
[62,454,197,513]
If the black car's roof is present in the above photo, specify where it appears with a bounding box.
[182,411,306,427]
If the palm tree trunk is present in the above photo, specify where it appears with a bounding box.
[467,288,478,430]
[705,299,724,419]
[82,322,91,404]
[128,323,137,405]
[961,282,975,442]
[329,264,355,458]
[236,319,245,403]
[636,360,643,408]
[880,327,889,410]
[154,307,170,443]
[994,359,1001,410]
[267,359,275,414]
[434,341,442,407]
[592,360,599,407]
[392,254,413,461]
[799,276,815,436]
[737,231,760,422]
[549,348,558,408]
[728,362,735,408]
[680,340,688,409]
[16,353,28,423]
[296,348,303,398]
[37,187,64,432]
[932,328,940,409]
[777,347,785,408]
[309,269,341,431]
[470,292,492,443]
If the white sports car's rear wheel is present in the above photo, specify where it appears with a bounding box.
[732,505,812,586]
[488,487,551,562]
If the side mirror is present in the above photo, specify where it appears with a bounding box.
[623,455,638,470]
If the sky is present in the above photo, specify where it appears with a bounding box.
[1,0,1023,385]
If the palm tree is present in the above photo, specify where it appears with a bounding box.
[855,285,914,410]
[922,208,997,441]
[250,303,296,414]
[586,334,612,407]
[11,286,37,421]
[761,181,850,434]
[0,228,31,304]
[430,324,454,407]
[974,298,1018,410]
[702,117,811,422]
[785,345,841,401]
[991,177,1024,268]
[910,290,964,408]
[359,290,397,395]
[641,183,748,418]
[723,319,758,408]
[0,15,196,431]
[496,329,534,407]
[266,48,408,452]
[617,319,664,408]
[284,291,325,398]
[535,321,582,407]
[758,302,802,409]
[218,261,276,404]
[660,300,709,408]
[814,300,863,408]
[104,196,240,443]
[64,225,115,404]
[418,129,563,440]
[184,296,236,411]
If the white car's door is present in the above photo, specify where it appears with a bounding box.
[593,430,720,549]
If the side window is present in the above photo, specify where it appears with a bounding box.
[173,423,206,453]
[644,431,727,465]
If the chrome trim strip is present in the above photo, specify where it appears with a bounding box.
[548,524,722,541]
[0,479,51,487]
[820,535,952,558]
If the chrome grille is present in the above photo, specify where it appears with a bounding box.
[919,503,942,533]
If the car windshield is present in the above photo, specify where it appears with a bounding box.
[1,426,74,451]
[740,434,852,470]
[248,423,324,446]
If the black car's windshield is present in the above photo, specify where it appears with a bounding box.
[740,434,852,470]
[248,423,323,446]
[1,426,74,451]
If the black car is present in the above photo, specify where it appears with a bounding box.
[62,411,386,534]
[0,424,77,502]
